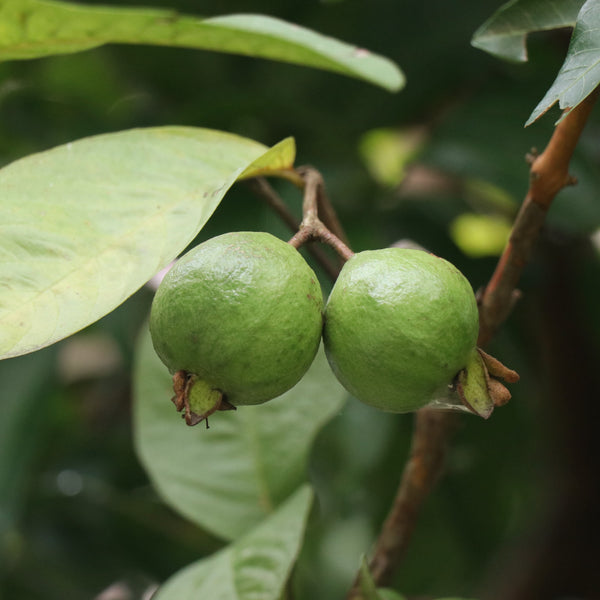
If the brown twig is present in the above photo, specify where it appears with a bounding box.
[347,88,600,599]
[296,166,351,246]
[246,177,343,281]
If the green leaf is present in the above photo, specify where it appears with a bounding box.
[472,0,583,62]
[0,127,294,359]
[133,325,346,541]
[154,484,313,600]
[527,0,600,124]
[0,0,403,91]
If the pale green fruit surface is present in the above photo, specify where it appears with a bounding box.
[150,231,323,406]
[323,248,479,412]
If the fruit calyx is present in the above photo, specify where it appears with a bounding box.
[171,370,236,428]
[456,348,520,419]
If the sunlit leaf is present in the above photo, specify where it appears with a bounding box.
[527,0,600,124]
[133,326,346,541]
[0,127,294,359]
[154,485,313,600]
[472,0,583,62]
[0,0,403,91]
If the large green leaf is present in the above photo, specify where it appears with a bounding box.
[472,0,583,62]
[0,127,294,359]
[154,485,313,600]
[527,0,600,124]
[134,326,346,541]
[0,0,403,91]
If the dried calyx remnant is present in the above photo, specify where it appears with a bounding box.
[455,347,519,419]
[171,370,235,428]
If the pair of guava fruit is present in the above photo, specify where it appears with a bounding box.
[149,231,517,426]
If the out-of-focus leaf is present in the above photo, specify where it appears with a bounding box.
[0,128,294,360]
[0,0,403,91]
[153,485,313,600]
[450,213,511,257]
[527,0,600,124]
[472,0,583,62]
[133,325,346,541]
[358,127,427,187]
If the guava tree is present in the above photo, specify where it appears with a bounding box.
[1,0,599,599]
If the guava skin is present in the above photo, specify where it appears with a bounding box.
[323,248,479,412]
[150,231,324,406]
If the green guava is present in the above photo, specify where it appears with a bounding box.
[323,248,479,413]
[150,231,323,424]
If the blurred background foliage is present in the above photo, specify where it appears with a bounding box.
[2,0,600,599]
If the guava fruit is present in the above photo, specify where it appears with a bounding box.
[150,231,323,425]
[323,248,480,413]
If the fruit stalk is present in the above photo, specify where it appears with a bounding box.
[288,166,354,261]
[246,176,342,280]
[296,165,351,248]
